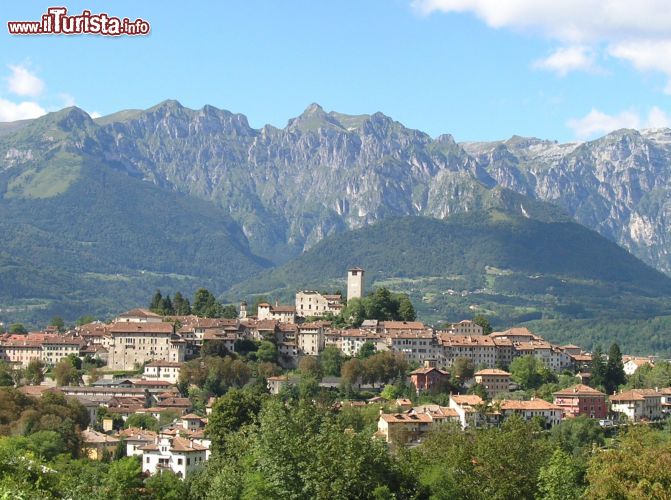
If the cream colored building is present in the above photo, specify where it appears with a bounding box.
[610,389,662,422]
[295,291,343,318]
[107,322,185,371]
[297,322,326,356]
[447,320,484,336]
[143,360,183,384]
[474,368,511,396]
[257,303,296,324]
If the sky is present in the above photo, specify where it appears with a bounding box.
[1,0,671,142]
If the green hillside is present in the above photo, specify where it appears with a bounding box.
[226,211,671,353]
[0,111,270,326]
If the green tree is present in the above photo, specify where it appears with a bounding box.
[589,346,607,390]
[27,430,68,461]
[201,339,230,358]
[192,288,224,318]
[104,456,143,499]
[551,415,605,458]
[320,346,344,377]
[510,355,556,390]
[256,341,278,363]
[342,297,366,326]
[538,448,585,500]
[298,356,322,379]
[357,340,377,359]
[207,388,265,453]
[398,296,417,321]
[144,471,188,499]
[24,359,45,385]
[221,304,238,319]
[53,359,79,386]
[473,314,494,335]
[159,294,174,315]
[75,315,96,326]
[341,358,364,388]
[149,289,163,313]
[585,426,671,498]
[172,291,191,315]
[8,323,27,334]
[49,316,65,332]
[451,356,475,381]
[605,343,626,394]
[124,413,159,431]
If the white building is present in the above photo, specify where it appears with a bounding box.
[140,435,208,479]
[143,361,183,384]
[295,291,343,318]
[610,389,662,422]
[257,303,296,324]
[498,399,563,428]
[296,322,326,356]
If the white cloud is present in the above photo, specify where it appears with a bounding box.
[567,106,670,138]
[90,111,102,119]
[413,0,671,87]
[6,64,44,97]
[0,98,46,122]
[533,46,595,76]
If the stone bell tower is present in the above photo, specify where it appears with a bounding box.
[347,267,364,301]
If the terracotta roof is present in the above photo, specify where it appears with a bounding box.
[410,367,449,376]
[439,334,496,346]
[570,354,593,362]
[116,428,157,441]
[109,322,174,334]
[82,428,120,445]
[475,369,511,376]
[271,305,296,313]
[610,389,661,402]
[181,413,203,420]
[18,386,62,397]
[117,308,163,319]
[553,384,606,397]
[381,321,425,330]
[380,413,433,423]
[499,399,561,411]
[451,395,483,406]
[170,436,208,452]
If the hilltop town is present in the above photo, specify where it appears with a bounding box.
[0,266,668,492]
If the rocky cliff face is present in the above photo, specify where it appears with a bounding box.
[3,100,671,274]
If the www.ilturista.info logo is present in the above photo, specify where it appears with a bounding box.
[8,7,150,36]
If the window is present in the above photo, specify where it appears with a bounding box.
[177,458,183,465]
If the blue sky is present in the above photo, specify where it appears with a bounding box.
[1,0,670,142]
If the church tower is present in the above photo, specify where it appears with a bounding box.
[347,267,364,301]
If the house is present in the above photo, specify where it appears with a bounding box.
[552,384,607,419]
[498,399,563,428]
[116,427,158,457]
[81,428,120,460]
[623,357,654,375]
[377,413,434,443]
[377,406,460,443]
[257,302,296,324]
[384,329,436,364]
[438,334,499,369]
[445,320,484,336]
[295,291,343,318]
[296,322,328,356]
[267,375,299,395]
[140,435,208,479]
[143,360,183,384]
[107,322,184,370]
[610,389,662,422]
[41,336,84,366]
[115,308,164,323]
[409,365,450,393]
[474,369,511,397]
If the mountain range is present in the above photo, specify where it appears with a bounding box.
[2,100,671,352]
